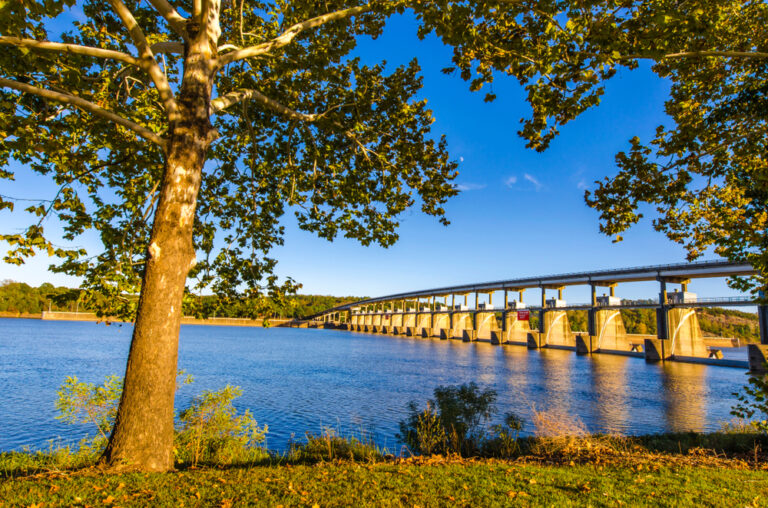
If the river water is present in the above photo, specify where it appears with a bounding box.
[0,318,752,453]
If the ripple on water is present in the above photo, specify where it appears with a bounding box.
[0,318,751,452]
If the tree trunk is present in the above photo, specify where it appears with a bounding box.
[101,17,217,472]
[101,128,207,471]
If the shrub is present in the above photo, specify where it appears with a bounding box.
[55,374,122,451]
[413,402,446,456]
[175,385,268,467]
[398,382,522,457]
[484,412,525,457]
[55,373,267,467]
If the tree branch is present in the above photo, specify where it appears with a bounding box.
[210,88,321,121]
[663,50,768,59]
[212,88,384,169]
[608,50,768,61]
[146,0,189,41]
[218,4,370,66]
[108,0,178,118]
[0,36,139,66]
[199,0,222,46]
[0,77,167,148]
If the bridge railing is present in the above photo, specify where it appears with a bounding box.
[343,296,756,315]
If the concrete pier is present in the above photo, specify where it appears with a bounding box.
[593,309,633,353]
[452,311,473,341]
[542,310,575,349]
[314,261,760,370]
[748,344,768,372]
[416,311,432,338]
[474,310,499,341]
[433,312,450,339]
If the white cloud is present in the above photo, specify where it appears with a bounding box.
[523,173,543,191]
[504,176,518,188]
[577,180,588,190]
[459,156,465,162]
[456,182,486,191]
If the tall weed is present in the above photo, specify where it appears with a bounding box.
[288,427,384,462]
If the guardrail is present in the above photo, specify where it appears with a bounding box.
[306,259,758,319]
[340,295,756,315]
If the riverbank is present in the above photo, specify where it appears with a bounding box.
[2,444,767,507]
[0,311,292,327]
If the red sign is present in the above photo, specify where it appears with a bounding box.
[517,310,530,321]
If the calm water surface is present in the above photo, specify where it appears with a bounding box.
[0,318,752,452]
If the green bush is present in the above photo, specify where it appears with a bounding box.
[55,374,122,451]
[175,385,268,467]
[398,382,523,457]
[54,373,268,467]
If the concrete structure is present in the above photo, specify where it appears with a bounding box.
[309,260,763,370]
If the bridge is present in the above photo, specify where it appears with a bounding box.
[306,260,768,371]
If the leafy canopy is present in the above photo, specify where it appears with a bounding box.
[1,0,765,310]
[0,1,459,317]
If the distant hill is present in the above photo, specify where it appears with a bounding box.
[697,307,761,342]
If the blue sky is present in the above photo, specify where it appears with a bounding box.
[0,10,745,303]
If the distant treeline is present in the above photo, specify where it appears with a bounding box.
[187,293,360,319]
[0,281,85,314]
[1,281,760,341]
[0,281,359,320]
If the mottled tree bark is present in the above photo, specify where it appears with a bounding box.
[102,20,217,471]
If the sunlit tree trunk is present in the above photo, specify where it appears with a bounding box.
[102,28,216,471]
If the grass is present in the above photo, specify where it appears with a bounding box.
[2,430,768,507]
[1,458,767,507]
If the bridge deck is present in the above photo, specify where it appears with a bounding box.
[318,260,756,314]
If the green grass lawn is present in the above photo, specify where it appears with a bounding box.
[2,460,767,507]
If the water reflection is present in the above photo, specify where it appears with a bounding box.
[659,362,707,432]
[0,319,751,452]
[539,349,575,416]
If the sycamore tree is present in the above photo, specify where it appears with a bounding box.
[1,0,765,471]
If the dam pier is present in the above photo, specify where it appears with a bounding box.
[307,261,768,371]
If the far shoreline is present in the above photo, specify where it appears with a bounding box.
[0,311,293,328]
